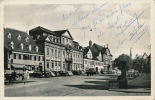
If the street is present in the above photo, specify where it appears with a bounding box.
[5,75,151,96]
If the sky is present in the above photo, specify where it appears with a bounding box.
[4,2,151,59]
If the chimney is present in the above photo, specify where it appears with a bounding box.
[107,44,108,48]
[89,40,92,47]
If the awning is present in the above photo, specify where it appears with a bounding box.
[11,64,25,69]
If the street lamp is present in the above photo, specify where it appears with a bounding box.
[8,46,13,74]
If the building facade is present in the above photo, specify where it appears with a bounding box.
[29,26,83,72]
[4,28,44,73]
[83,40,113,73]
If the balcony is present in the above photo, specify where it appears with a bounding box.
[65,58,73,63]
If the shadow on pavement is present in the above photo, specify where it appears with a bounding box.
[65,80,109,90]
[65,84,109,90]
[98,78,117,81]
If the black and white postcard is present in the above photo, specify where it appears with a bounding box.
[0,0,154,100]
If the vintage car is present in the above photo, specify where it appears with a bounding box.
[127,69,139,79]
[31,71,53,78]
[86,68,96,76]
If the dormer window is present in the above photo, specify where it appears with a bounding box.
[7,33,11,39]
[25,37,29,42]
[29,45,31,51]
[27,45,31,51]
[37,35,40,39]
[49,35,53,41]
[19,43,24,50]
[17,35,21,41]
[35,46,39,52]
[8,41,14,49]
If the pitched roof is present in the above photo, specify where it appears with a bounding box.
[29,26,55,35]
[54,29,73,39]
[4,28,43,54]
[83,43,112,60]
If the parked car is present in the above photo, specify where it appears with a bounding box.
[31,71,53,78]
[86,68,96,76]
[31,71,44,78]
[66,71,73,76]
[72,70,82,75]
[52,71,60,77]
[58,71,67,76]
[127,69,139,79]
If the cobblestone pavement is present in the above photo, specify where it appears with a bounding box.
[5,75,151,96]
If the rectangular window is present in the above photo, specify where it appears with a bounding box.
[58,50,60,58]
[63,63,65,69]
[55,50,57,58]
[47,48,49,55]
[34,56,36,61]
[63,38,64,44]
[52,61,54,68]
[29,55,32,60]
[38,56,40,61]
[14,54,16,59]
[42,56,44,61]
[19,54,21,59]
[47,62,49,68]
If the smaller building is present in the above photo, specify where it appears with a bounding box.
[83,40,113,73]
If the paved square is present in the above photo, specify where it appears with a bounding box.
[5,75,151,96]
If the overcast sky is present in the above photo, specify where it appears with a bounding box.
[4,2,151,59]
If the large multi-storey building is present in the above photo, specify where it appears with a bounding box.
[29,26,83,72]
[4,28,44,73]
[83,40,113,73]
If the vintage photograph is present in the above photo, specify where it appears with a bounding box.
[2,0,152,97]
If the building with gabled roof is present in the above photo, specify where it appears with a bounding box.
[4,28,44,73]
[83,40,113,73]
[29,26,83,72]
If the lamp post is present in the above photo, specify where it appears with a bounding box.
[8,46,13,74]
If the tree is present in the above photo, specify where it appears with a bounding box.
[114,54,132,89]
[114,54,133,78]
[133,55,151,74]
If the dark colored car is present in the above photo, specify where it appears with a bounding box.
[86,69,96,76]
[58,71,67,76]
[32,71,44,78]
[72,70,81,75]
[31,71,52,78]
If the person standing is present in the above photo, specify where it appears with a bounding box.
[23,70,27,85]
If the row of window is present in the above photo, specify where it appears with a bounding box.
[46,61,82,70]
[7,33,29,42]
[46,47,83,62]
[13,53,43,61]
[8,41,38,52]
[84,60,104,66]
